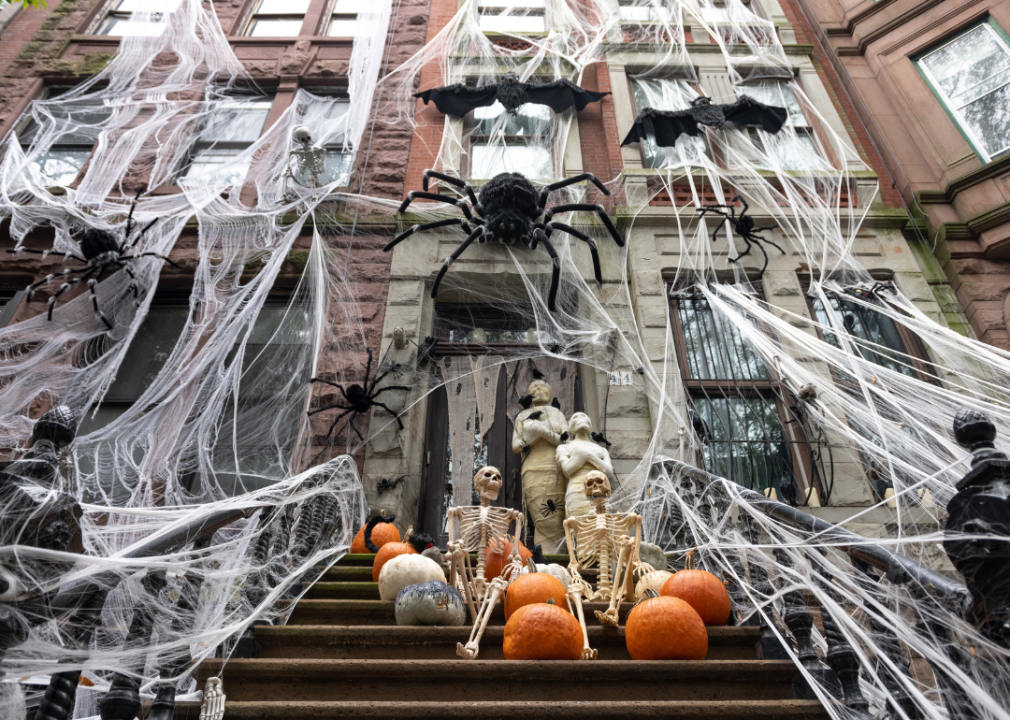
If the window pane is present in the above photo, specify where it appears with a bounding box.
[322,149,352,185]
[334,0,369,13]
[256,0,311,13]
[922,25,1010,106]
[199,101,272,143]
[113,0,182,11]
[632,79,707,167]
[619,4,673,22]
[99,17,169,36]
[183,151,252,186]
[743,82,806,127]
[694,395,792,492]
[479,12,545,33]
[103,305,190,402]
[28,149,92,186]
[327,17,361,36]
[248,18,305,36]
[675,293,768,381]
[810,292,919,378]
[961,84,1010,157]
[471,143,551,178]
[474,101,550,135]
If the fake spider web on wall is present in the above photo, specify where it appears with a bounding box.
[0,0,1009,717]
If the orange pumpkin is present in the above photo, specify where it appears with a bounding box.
[504,560,568,620]
[350,516,400,554]
[625,594,708,660]
[485,536,532,581]
[372,542,417,582]
[660,569,731,626]
[503,600,583,660]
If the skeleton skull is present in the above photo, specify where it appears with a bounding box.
[473,466,503,503]
[292,126,312,145]
[584,470,610,500]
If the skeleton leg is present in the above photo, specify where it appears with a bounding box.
[457,577,506,660]
[595,536,633,628]
[450,544,479,622]
[568,582,597,660]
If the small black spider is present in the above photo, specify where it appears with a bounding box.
[540,497,563,517]
[385,170,625,311]
[8,192,176,329]
[697,195,784,281]
[841,281,896,302]
[308,348,410,444]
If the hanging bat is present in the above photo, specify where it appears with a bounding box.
[415,72,609,117]
[621,95,788,148]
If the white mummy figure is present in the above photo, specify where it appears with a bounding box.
[447,465,524,660]
[557,412,618,521]
[563,470,649,660]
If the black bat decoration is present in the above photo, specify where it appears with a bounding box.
[551,397,561,411]
[416,72,609,117]
[528,411,543,421]
[621,95,788,148]
[519,394,534,410]
[591,431,612,448]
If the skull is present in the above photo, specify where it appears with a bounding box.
[584,470,610,501]
[473,466,503,502]
[292,126,312,145]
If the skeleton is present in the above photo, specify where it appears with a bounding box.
[282,125,326,192]
[564,470,649,659]
[199,677,225,720]
[447,466,524,660]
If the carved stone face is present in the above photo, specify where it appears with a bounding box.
[569,412,591,434]
[584,470,610,500]
[528,379,552,406]
[473,466,503,502]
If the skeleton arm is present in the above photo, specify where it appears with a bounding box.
[563,517,597,660]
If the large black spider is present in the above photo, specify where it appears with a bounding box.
[308,348,410,444]
[8,193,177,329]
[384,170,625,311]
[697,195,784,281]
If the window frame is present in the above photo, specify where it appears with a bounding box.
[740,80,823,170]
[324,0,364,37]
[668,284,823,502]
[463,93,554,180]
[627,76,711,168]
[243,0,311,37]
[476,0,547,36]
[915,18,1010,163]
[297,88,354,187]
[93,0,182,36]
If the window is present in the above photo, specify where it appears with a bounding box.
[180,93,274,185]
[245,0,310,36]
[0,288,25,328]
[917,20,1010,161]
[16,90,113,187]
[478,0,546,34]
[631,79,707,168]
[806,286,933,382]
[670,288,817,498]
[96,0,182,36]
[434,303,562,346]
[469,101,552,178]
[298,92,353,185]
[742,82,820,170]
[618,0,674,23]
[327,0,366,36]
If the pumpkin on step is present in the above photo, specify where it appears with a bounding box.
[661,569,731,626]
[372,542,417,582]
[377,554,446,601]
[351,514,400,554]
[395,580,466,626]
[625,592,708,660]
[485,536,533,581]
[503,600,583,660]
[505,560,569,620]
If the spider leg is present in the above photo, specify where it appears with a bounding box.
[309,378,348,394]
[348,415,366,442]
[86,279,113,330]
[384,218,468,252]
[124,187,144,240]
[7,248,89,264]
[754,231,786,256]
[120,265,141,304]
[422,170,481,209]
[372,401,405,430]
[545,221,603,288]
[543,203,624,247]
[45,280,80,321]
[430,226,484,299]
[533,229,562,312]
[125,219,159,253]
[732,195,749,217]
[308,401,352,417]
[709,215,730,245]
[319,408,355,444]
[398,191,469,214]
[362,348,374,390]
[538,172,610,209]
[371,384,412,398]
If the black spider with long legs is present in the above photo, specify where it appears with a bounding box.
[8,191,178,329]
[308,348,411,447]
[697,195,784,281]
[384,170,625,311]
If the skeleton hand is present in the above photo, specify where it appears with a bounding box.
[594,608,620,628]
[456,641,479,659]
[581,647,598,660]
[199,677,225,720]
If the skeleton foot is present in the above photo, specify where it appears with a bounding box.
[594,608,619,627]
[581,647,598,660]
[456,641,479,660]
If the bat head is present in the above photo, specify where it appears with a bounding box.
[497,72,526,114]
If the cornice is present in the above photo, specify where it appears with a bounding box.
[916,154,1010,205]
[822,0,986,57]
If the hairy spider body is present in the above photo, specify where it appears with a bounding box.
[385,170,625,311]
[697,195,784,281]
[309,349,410,453]
[9,192,176,329]
[540,498,562,517]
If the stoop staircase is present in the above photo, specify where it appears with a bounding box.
[177,553,829,720]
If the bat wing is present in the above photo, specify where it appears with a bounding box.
[520,79,609,114]
[621,108,700,147]
[414,83,500,117]
[721,95,788,134]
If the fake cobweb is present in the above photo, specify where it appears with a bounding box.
[0,0,1007,718]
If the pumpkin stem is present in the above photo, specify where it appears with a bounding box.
[526,557,538,574]
[643,589,660,599]
[546,598,556,605]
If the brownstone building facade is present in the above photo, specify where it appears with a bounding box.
[793,0,1010,348]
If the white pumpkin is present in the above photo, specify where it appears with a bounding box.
[509,562,572,589]
[378,554,446,601]
[395,580,466,626]
[635,570,673,600]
